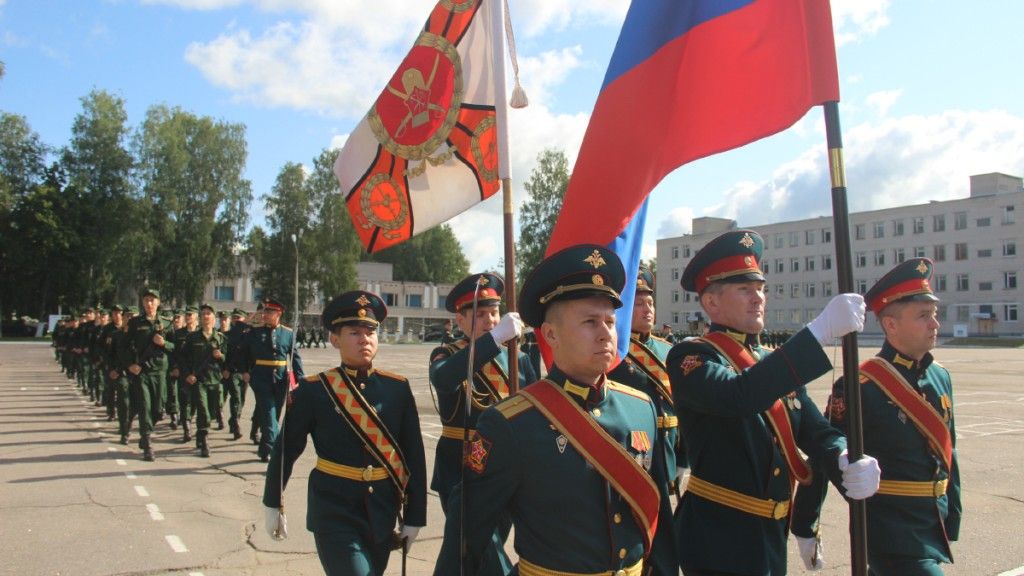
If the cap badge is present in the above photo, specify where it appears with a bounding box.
[479,276,490,286]
[356,295,371,307]
[592,274,605,286]
[637,279,647,287]
[916,261,929,275]
[739,233,755,248]
[744,256,753,267]
[584,250,606,269]
[357,308,368,318]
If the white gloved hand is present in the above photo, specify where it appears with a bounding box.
[400,525,421,552]
[838,450,881,500]
[807,294,866,345]
[489,312,524,345]
[264,506,287,540]
[795,535,825,570]
[676,466,689,480]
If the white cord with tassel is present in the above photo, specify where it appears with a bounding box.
[503,0,528,109]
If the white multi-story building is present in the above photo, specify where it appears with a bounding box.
[657,173,1023,337]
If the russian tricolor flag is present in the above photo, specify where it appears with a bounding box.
[543,0,840,365]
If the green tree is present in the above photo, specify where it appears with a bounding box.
[515,148,569,287]
[305,149,361,300]
[255,163,312,313]
[369,224,469,283]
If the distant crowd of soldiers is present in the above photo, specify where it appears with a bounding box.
[294,325,327,348]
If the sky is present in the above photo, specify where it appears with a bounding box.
[3,0,1023,271]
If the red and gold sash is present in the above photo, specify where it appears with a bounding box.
[627,336,673,405]
[697,332,813,485]
[448,340,511,401]
[860,358,953,471]
[318,368,409,496]
[519,380,660,553]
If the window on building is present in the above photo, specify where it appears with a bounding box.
[978,249,992,258]
[775,259,784,274]
[856,279,868,294]
[933,245,946,261]
[672,290,680,303]
[1006,304,1020,322]
[774,234,784,249]
[790,258,800,273]
[791,309,802,323]
[913,246,926,258]
[382,293,397,306]
[684,292,692,303]
[671,246,679,259]
[822,281,833,297]
[683,245,691,257]
[954,211,967,230]
[214,286,235,301]
[955,243,968,260]
[805,230,815,245]
[913,217,925,234]
[956,305,969,322]
[1004,205,1016,225]
[822,228,832,243]
[790,283,800,298]
[893,220,905,236]
[405,294,422,307]
[822,254,832,270]
[873,250,885,266]
[854,224,866,240]
[1004,241,1017,257]
[438,295,447,308]
[933,275,946,292]
[804,283,816,298]
[775,310,785,324]
[933,214,946,232]
[956,274,969,291]
[672,312,679,324]
[774,284,785,298]
[979,282,993,291]
[789,231,799,247]
[977,217,991,227]
[873,221,885,239]
[855,252,866,268]
[893,248,905,263]
[252,287,264,302]
[1005,271,1018,290]
[980,304,994,316]
[672,268,680,280]
[805,256,816,271]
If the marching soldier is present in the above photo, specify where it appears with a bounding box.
[241,298,303,462]
[223,308,250,441]
[123,288,174,461]
[263,290,426,575]
[435,245,665,576]
[112,306,138,445]
[607,265,683,575]
[87,308,108,405]
[791,258,961,575]
[666,229,880,575]
[168,308,195,433]
[97,305,125,421]
[183,304,227,458]
[428,272,536,576]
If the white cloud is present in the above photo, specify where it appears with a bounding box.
[865,89,902,116]
[831,0,891,47]
[512,0,627,37]
[516,46,582,104]
[703,109,1024,228]
[142,0,245,9]
[657,206,695,238]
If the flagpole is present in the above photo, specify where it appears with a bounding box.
[823,100,867,576]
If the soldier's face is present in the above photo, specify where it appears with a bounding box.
[142,296,159,317]
[702,281,765,334]
[455,305,500,339]
[541,296,617,384]
[332,325,378,367]
[631,293,655,335]
[111,311,123,325]
[186,313,198,327]
[200,309,216,329]
[264,309,282,327]
[882,302,939,360]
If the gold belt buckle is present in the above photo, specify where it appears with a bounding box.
[362,465,374,482]
[771,500,787,520]
[933,480,944,498]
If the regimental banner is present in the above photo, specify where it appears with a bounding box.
[335,0,503,252]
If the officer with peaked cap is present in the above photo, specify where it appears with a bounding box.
[428,272,536,576]
[607,264,683,575]
[435,244,665,576]
[263,290,426,576]
[123,288,174,461]
[241,297,304,461]
[667,229,880,575]
[791,258,961,575]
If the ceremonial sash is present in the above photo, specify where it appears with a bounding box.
[519,380,660,553]
[860,358,953,471]
[448,340,511,402]
[697,332,813,485]
[318,368,409,497]
[627,336,673,405]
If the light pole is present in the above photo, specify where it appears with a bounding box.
[291,233,299,329]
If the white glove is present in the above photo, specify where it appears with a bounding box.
[795,535,825,570]
[807,294,866,345]
[489,312,524,345]
[838,450,881,500]
[676,466,688,480]
[400,525,421,552]
[264,506,287,540]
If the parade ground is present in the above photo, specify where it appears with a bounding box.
[1,340,1022,576]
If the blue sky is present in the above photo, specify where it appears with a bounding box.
[3,0,1022,270]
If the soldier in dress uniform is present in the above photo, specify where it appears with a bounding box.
[241,298,304,462]
[263,290,426,576]
[222,308,249,441]
[435,244,665,576]
[790,258,961,575]
[183,304,227,458]
[666,229,881,576]
[428,272,536,576]
[122,288,174,462]
[607,265,683,576]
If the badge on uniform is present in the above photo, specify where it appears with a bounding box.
[940,394,952,423]
[465,436,492,474]
[680,355,703,376]
[897,409,907,425]
[555,434,568,454]
[785,391,802,410]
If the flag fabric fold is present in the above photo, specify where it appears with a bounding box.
[543,0,840,365]
[335,0,505,253]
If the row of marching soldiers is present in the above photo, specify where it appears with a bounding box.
[52,288,303,463]
[258,231,959,576]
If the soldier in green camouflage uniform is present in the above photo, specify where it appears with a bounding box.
[122,289,175,461]
[222,308,249,440]
[183,304,227,458]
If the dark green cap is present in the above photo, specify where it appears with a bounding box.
[199,303,216,314]
[231,308,247,319]
[681,230,765,294]
[322,291,387,331]
[636,265,655,295]
[446,272,505,313]
[865,258,939,314]
[519,244,625,328]
[184,306,199,315]
[141,287,161,299]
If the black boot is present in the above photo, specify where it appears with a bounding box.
[169,413,178,431]
[229,418,242,441]
[217,415,224,430]
[182,420,192,443]
[198,431,210,458]
[141,436,154,462]
[250,420,260,445]
[119,434,128,445]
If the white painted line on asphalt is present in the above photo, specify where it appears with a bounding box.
[92,422,101,428]
[134,485,149,497]
[107,447,118,452]
[165,534,188,553]
[53,387,59,390]
[189,572,205,576]
[146,503,164,521]
[125,471,137,479]
[997,568,1024,576]
[20,387,26,390]
[115,459,126,466]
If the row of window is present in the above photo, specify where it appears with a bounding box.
[670,304,1020,325]
[210,286,451,310]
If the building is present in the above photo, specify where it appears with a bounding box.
[201,260,457,338]
[657,173,1023,337]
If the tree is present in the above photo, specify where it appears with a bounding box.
[255,162,312,312]
[305,149,362,300]
[515,148,569,287]
[369,224,469,283]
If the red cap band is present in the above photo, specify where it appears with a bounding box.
[696,254,762,293]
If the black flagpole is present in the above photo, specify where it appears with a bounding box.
[823,101,867,576]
